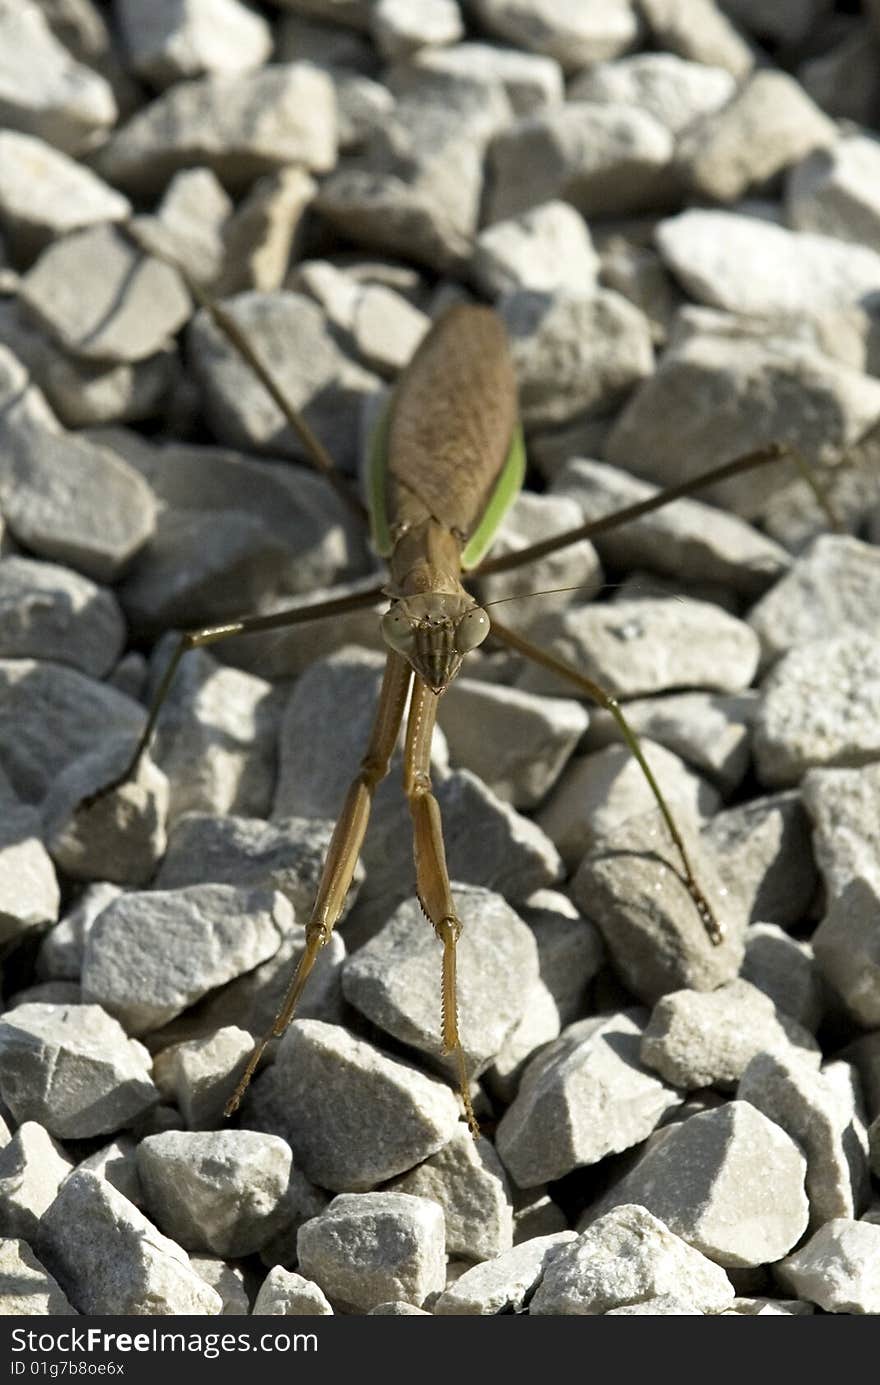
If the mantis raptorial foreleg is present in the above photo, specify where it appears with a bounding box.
[489,616,723,945]
[226,650,412,1115]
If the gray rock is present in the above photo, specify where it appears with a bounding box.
[570,53,735,135]
[776,1218,880,1314]
[342,886,539,1077]
[0,129,129,256]
[0,1238,76,1316]
[554,456,789,600]
[131,166,233,287]
[116,0,272,88]
[81,883,292,1034]
[77,1135,143,1207]
[252,1266,332,1315]
[216,166,316,294]
[398,40,563,114]
[137,1129,293,1257]
[704,791,818,929]
[753,634,880,787]
[0,556,125,678]
[641,979,820,1090]
[471,0,640,72]
[836,1033,880,1124]
[605,1296,704,1314]
[798,23,880,126]
[96,63,337,196]
[719,0,832,45]
[251,1020,461,1192]
[788,134,880,256]
[749,536,880,665]
[638,0,755,77]
[37,1169,222,1314]
[0,416,158,583]
[371,0,463,60]
[519,890,605,1025]
[189,1255,249,1314]
[189,291,379,469]
[153,1026,253,1130]
[515,596,759,700]
[571,811,744,1005]
[590,1101,809,1268]
[496,1010,682,1188]
[803,762,880,903]
[298,1192,445,1312]
[437,678,588,810]
[0,1120,74,1240]
[21,225,191,364]
[433,1230,575,1314]
[488,103,674,224]
[739,1052,870,1226]
[333,72,396,152]
[812,880,880,1029]
[36,881,122,982]
[537,741,720,872]
[367,1301,430,1314]
[531,1205,734,1315]
[391,1127,513,1261]
[0,0,116,155]
[471,202,599,299]
[513,1188,568,1243]
[871,1116,880,1177]
[500,288,653,428]
[741,924,823,1032]
[677,71,835,205]
[0,1002,157,1138]
[0,791,59,947]
[486,976,560,1104]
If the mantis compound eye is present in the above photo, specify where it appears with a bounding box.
[381,607,416,655]
[454,607,490,654]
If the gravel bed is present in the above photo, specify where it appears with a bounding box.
[0,0,879,1319]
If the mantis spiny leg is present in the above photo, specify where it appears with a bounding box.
[226,650,413,1115]
[489,616,723,946]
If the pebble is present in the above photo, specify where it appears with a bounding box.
[251,1020,461,1192]
[486,978,560,1103]
[0,791,59,947]
[37,1169,222,1315]
[371,0,463,60]
[95,63,337,195]
[153,1026,253,1130]
[739,1052,870,1226]
[0,1002,158,1139]
[215,166,316,294]
[500,288,653,428]
[334,72,396,152]
[488,103,674,224]
[641,978,820,1091]
[802,762,880,902]
[515,596,760,700]
[252,1266,333,1316]
[342,885,539,1076]
[571,811,744,1004]
[590,1101,809,1268]
[0,129,129,256]
[677,71,835,204]
[704,789,819,930]
[605,1296,704,1314]
[753,633,880,787]
[131,167,233,288]
[0,1239,76,1316]
[115,0,273,88]
[470,201,599,299]
[471,0,641,72]
[536,741,720,871]
[0,555,125,678]
[530,1205,734,1315]
[776,1218,880,1314]
[741,924,823,1032]
[81,883,292,1034]
[437,679,587,810]
[189,1256,249,1315]
[0,414,159,584]
[367,1301,430,1314]
[401,41,563,115]
[811,879,880,1029]
[77,1135,143,1208]
[298,1192,445,1312]
[749,535,880,666]
[554,456,789,600]
[638,0,755,78]
[36,881,122,982]
[0,1120,74,1240]
[433,1231,575,1314]
[391,1127,513,1261]
[605,333,880,520]
[136,1129,293,1257]
[788,133,880,255]
[0,1,117,155]
[21,225,191,364]
[189,291,379,469]
[570,53,735,135]
[496,1010,682,1188]
[519,890,605,1025]
[0,661,136,806]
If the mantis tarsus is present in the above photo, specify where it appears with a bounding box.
[91,277,835,1136]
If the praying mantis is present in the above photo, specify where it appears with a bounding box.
[90,270,833,1136]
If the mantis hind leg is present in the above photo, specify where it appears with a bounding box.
[489,616,723,946]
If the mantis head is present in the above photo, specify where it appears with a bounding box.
[381,593,490,693]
